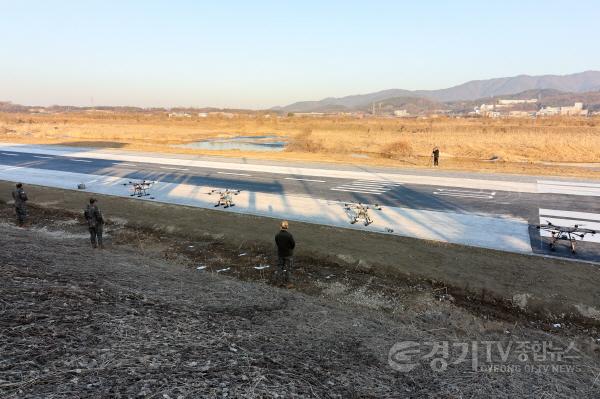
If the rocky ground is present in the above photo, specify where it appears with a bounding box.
[1,203,599,398]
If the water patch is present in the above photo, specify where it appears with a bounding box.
[176,135,287,152]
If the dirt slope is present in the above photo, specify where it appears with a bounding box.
[1,206,599,398]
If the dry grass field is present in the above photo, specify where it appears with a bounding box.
[1,111,600,177]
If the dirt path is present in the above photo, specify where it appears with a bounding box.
[1,205,599,398]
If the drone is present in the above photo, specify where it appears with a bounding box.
[344,202,382,226]
[208,189,241,208]
[537,221,596,254]
[122,180,155,198]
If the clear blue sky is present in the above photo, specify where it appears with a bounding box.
[1,0,599,109]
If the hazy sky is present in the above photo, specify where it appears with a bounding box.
[1,0,599,109]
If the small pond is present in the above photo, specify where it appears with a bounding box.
[176,135,287,152]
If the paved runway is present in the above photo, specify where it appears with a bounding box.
[1,143,599,261]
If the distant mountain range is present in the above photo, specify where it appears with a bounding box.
[275,71,600,113]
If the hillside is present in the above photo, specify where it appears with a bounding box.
[278,71,600,112]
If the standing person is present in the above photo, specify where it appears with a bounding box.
[275,220,295,288]
[432,146,440,167]
[11,183,28,227]
[84,198,104,249]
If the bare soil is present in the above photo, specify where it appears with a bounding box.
[1,204,600,398]
[2,182,600,327]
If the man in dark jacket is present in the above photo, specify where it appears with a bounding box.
[432,146,440,167]
[275,220,295,287]
[84,198,104,249]
[12,183,28,227]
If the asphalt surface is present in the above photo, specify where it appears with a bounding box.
[1,149,599,262]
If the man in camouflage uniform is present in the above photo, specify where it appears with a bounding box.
[84,198,104,249]
[11,183,28,227]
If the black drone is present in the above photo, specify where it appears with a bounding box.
[123,180,155,198]
[537,221,596,254]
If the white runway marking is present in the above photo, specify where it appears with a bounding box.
[1,153,18,156]
[538,209,600,243]
[331,180,402,195]
[331,188,386,194]
[33,155,54,159]
[433,188,496,199]
[538,180,600,197]
[160,166,189,171]
[70,159,92,163]
[117,163,137,167]
[218,171,252,177]
[539,209,600,221]
[285,177,326,183]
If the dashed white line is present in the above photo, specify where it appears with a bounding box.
[117,163,137,167]
[330,179,399,195]
[284,177,326,183]
[70,159,93,163]
[161,166,189,171]
[334,185,385,192]
[331,188,385,194]
[33,155,53,159]
[1,153,18,156]
[434,192,494,199]
[217,171,252,177]
[433,188,495,199]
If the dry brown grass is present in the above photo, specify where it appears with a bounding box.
[1,112,600,177]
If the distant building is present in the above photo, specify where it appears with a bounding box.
[28,108,48,113]
[498,99,537,105]
[293,112,326,117]
[208,112,235,118]
[168,112,191,118]
[509,110,534,118]
[560,102,588,116]
[537,106,560,116]
[393,109,410,117]
[475,104,499,117]
[197,112,208,118]
[537,102,588,117]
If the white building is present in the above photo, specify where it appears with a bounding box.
[168,112,191,118]
[393,109,410,117]
[537,102,588,117]
[560,102,588,116]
